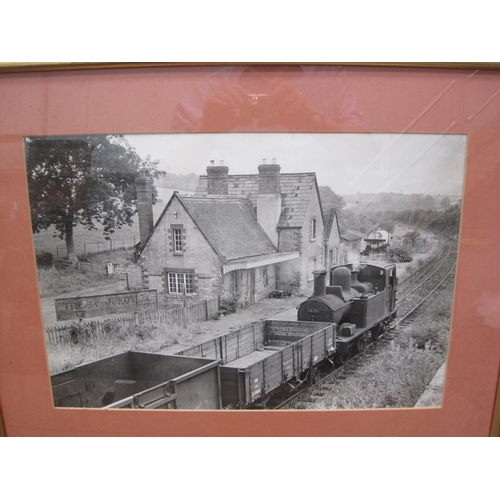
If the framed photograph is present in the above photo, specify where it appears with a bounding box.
[1,62,499,436]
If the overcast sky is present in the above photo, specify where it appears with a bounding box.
[125,133,467,196]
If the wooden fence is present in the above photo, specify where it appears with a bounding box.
[45,296,220,346]
[55,237,137,258]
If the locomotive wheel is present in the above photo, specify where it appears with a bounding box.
[371,324,384,341]
[356,336,367,353]
[335,347,352,366]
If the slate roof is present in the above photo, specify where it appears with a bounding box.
[179,196,276,261]
[323,209,338,242]
[196,172,321,228]
[341,229,364,241]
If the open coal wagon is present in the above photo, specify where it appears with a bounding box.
[175,320,336,408]
[51,351,222,410]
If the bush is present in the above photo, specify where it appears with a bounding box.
[388,246,412,262]
[219,297,239,315]
[36,251,54,268]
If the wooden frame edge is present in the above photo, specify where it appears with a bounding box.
[0,408,5,437]
[490,374,500,436]
[1,62,500,73]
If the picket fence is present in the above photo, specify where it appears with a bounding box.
[45,296,220,346]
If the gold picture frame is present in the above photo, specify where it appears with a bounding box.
[1,62,499,436]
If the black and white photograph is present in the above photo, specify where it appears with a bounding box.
[25,132,466,410]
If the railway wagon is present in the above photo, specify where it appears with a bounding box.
[297,262,397,364]
[51,351,222,409]
[175,320,336,408]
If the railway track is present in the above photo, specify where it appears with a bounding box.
[275,232,458,410]
[393,234,457,327]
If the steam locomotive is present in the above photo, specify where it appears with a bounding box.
[297,262,398,364]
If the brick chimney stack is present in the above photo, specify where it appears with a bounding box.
[207,160,229,195]
[258,160,281,194]
[257,159,281,246]
[135,171,154,247]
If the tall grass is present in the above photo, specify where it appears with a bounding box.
[36,249,135,298]
[305,287,454,410]
[46,314,199,375]
[37,266,120,298]
[311,339,443,409]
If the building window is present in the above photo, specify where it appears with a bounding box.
[310,218,317,241]
[171,224,183,254]
[167,270,194,294]
[173,228,182,252]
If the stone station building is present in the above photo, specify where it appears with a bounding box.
[136,161,345,306]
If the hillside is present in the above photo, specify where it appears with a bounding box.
[342,192,461,212]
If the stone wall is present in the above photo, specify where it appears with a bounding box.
[55,290,158,321]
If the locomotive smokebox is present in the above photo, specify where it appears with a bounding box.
[312,270,327,296]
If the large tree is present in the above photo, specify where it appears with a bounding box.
[25,135,161,257]
[319,185,345,212]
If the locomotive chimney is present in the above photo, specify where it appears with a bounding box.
[313,270,327,296]
[207,162,229,195]
[135,171,154,247]
[257,160,281,246]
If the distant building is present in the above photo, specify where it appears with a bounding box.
[341,229,364,256]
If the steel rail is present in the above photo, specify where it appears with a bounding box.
[389,262,456,330]
[397,237,452,303]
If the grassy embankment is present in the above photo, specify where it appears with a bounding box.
[37,249,135,298]
[306,288,453,409]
